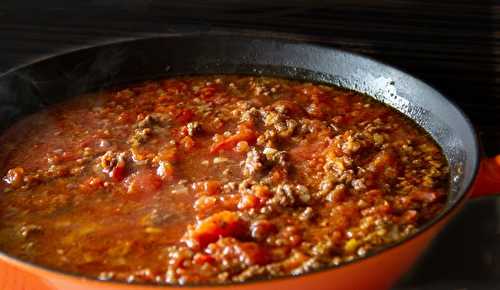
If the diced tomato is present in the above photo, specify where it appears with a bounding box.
[179,125,189,137]
[196,180,221,196]
[3,167,24,188]
[374,200,392,215]
[88,177,104,187]
[218,194,240,211]
[79,177,104,193]
[253,185,271,199]
[235,141,250,153]
[176,109,194,125]
[238,185,271,210]
[193,196,218,217]
[367,150,396,173]
[184,211,248,249]
[238,194,261,210]
[170,128,182,141]
[250,220,276,241]
[125,169,163,200]
[210,123,257,154]
[180,136,195,151]
[193,253,215,266]
[237,242,270,266]
[156,161,174,179]
[170,127,189,143]
[110,159,126,182]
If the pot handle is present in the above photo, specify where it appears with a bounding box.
[470,155,500,198]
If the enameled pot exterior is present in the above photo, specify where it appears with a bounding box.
[0,33,484,290]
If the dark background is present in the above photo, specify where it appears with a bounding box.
[0,1,499,289]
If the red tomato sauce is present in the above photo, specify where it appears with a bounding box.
[0,75,448,284]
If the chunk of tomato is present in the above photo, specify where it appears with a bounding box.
[125,169,163,201]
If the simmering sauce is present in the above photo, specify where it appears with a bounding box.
[0,75,448,284]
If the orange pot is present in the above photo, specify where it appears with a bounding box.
[0,34,497,290]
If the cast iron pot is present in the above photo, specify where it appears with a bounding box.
[0,33,498,290]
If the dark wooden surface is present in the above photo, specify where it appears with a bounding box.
[0,1,499,289]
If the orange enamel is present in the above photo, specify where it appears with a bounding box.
[470,155,500,198]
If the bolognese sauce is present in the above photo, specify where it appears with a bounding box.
[0,75,448,284]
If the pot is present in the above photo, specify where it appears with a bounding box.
[0,33,498,290]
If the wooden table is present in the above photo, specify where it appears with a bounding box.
[0,1,498,289]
